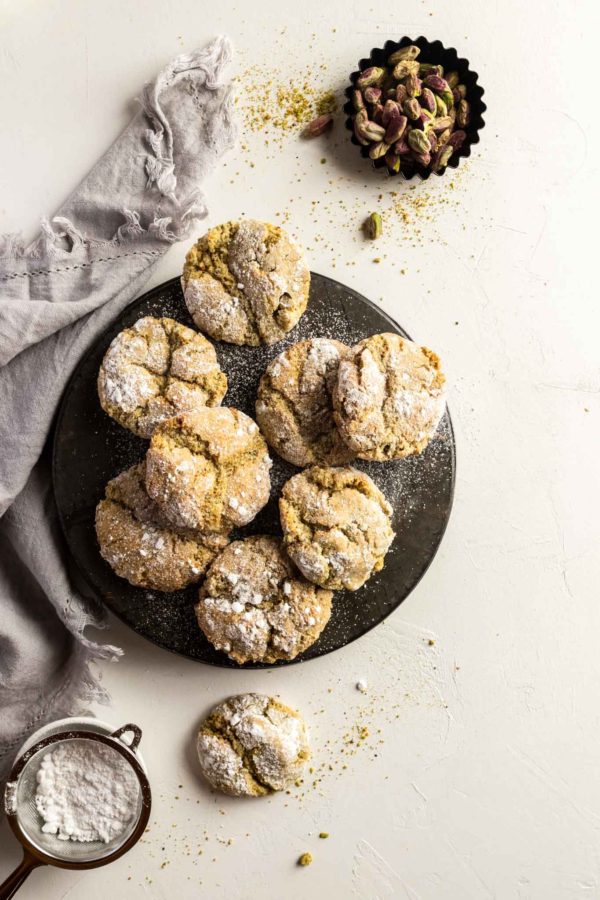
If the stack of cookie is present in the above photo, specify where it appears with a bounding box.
[95,218,446,666]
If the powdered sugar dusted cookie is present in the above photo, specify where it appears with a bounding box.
[255,338,355,467]
[332,333,446,461]
[279,466,394,591]
[195,536,332,664]
[95,463,227,592]
[145,408,272,533]
[196,693,310,796]
[182,220,310,346]
[97,316,227,438]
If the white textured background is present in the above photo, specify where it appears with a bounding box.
[1,0,599,897]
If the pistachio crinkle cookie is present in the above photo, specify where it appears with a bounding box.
[196,693,310,796]
[181,219,310,346]
[97,316,227,438]
[195,536,332,664]
[95,463,228,592]
[280,465,394,591]
[256,338,356,467]
[332,332,446,461]
[145,408,272,533]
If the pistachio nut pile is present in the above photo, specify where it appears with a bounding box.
[350,44,471,175]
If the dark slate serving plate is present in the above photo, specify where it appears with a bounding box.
[52,273,455,667]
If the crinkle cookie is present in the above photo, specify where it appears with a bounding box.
[145,408,272,533]
[98,316,227,438]
[196,693,310,796]
[255,338,355,467]
[279,466,394,591]
[332,332,446,461]
[95,463,228,592]
[195,536,332,664]
[182,220,310,346]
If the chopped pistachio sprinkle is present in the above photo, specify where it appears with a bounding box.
[237,65,337,144]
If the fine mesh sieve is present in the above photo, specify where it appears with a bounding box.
[1,725,151,899]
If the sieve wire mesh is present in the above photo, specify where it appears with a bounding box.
[11,737,144,864]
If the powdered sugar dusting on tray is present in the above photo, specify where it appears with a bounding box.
[53,273,455,667]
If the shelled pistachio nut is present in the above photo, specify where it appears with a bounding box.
[363,120,386,141]
[353,109,370,145]
[440,89,454,110]
[353,89,366,111]
[420,87,436,113]
[456,99,471,128]
[434,94,448,117]
[405,74,422,97]
[402,97,421,120]
[305,114,333,137]
[437,127,452,147]
[387,44,420,65]
[407,128,431,154]
[432,144,453,172]
[369,140,391,159]
[356,66,386,88]
[423,74,449,93]
[418,63,443,77]
[395,83,408,103]
[364,86,382,104]
[430,115,453,132]
[392,59,420,80]
[385,113,408,144]
[382,99,401,125]
[363,212,383,239]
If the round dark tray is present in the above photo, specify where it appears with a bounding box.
[53,273,455,667]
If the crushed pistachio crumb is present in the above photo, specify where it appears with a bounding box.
[238,66,337,143]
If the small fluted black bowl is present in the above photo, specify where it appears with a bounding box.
[344,36,486,180]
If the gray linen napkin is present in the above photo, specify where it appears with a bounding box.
[0,36,237,776]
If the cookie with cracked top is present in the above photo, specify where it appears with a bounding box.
[95,462,227,592]
[97,315,227,438]
[182,219,310,346]
[332,332,446,461]
[255,337,356,467]
[279,465,394,591]
[195,535,332,665]
[145,408,272,533]
[196,692,310,796]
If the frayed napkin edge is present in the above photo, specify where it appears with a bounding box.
[0,33,236,265]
